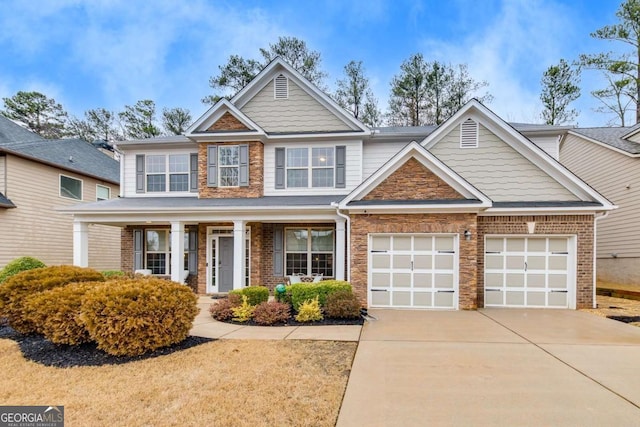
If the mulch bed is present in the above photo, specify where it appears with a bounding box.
[224,316,365,327]
[0,325,213,368]
[607,315,640,324]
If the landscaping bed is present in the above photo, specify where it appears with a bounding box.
[581,295,640,327]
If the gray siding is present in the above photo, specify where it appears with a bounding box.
[0,155,121,270]
[430,125,578,202]
[561,134,640,258]
[241,79,356,133]
[362,141,408,180]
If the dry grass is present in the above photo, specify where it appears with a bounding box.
[582,296,640,327]
[0,339,357,426]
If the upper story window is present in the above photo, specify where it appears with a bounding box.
[275,145,346,190]
[137,153,197,194]
[218,146,239,187]
[206,144,249,188]
[285,147,335,188]
[60,175,82,200]
[96,185,110,201]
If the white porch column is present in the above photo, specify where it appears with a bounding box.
[73,221,89,267]
[170,221,185,283]
[335,219,346,281]
[233,220,246,290]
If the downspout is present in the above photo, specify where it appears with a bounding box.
[593,211,609,309]
[332,202,351,282]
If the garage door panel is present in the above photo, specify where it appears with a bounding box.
[413,273,432,288]
[485,236,571,308]
[393,273,411,287]
[369,234,457,309]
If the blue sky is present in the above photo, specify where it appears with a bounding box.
[0,0,630,127]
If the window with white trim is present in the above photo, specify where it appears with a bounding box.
[286,147,335,188]
[96,185,110,201]
[60,175,82,200]
[146,154,190,192]
[285,228,334,277]
[145,230,189,275]
[218,145,239,187]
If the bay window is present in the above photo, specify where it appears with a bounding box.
[285,228,334,277]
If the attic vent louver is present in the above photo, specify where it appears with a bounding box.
[460,118,478,148]
[274,74,288,99]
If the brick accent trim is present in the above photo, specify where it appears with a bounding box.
[363,158,465,201]
[207,111,250,131]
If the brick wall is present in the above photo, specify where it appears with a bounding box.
[363,158,464,201]
[197,141,264,198]
[207,112,250,131]
[121,228,133,272]
[477,215,595,309]
[350,213,478,309]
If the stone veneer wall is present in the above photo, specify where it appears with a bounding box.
[350,213,478,309]
[197,141,264,198]
[363,158,464,201]
[477,215,595,309]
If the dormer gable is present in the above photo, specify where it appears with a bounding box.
[185,98,265,139]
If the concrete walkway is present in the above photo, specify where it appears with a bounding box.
[337,309,640,426]
[189,296,361,341]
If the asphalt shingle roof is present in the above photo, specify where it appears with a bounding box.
[0,116,119,183]
[571,126,640,155]
[0,192,16,208]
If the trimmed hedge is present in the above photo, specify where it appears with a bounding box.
[80,277,198,356]
[0,256,46,283]
[290,281,352,311]
[253,301,291,326]
[24,282,104,345]
[0,266,105,334]
[229,286,269,306]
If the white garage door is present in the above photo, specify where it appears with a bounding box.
[369,234,458,309]
[484,236,573,308]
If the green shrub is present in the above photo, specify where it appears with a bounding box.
[0,266,104,334]
[295,297,323,323]
[231,295,255,323]
[101,270,125,279]
[290,281,352,310]
[274,285,292,305]
[80,277,198,356]
[24,282,104,345]
[0,257,46,283]
[209,299,236,321]
[229,286,269,306]
[325,290,362,319]
[253,301,291,326]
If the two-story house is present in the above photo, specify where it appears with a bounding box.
[65,58,614,310]
[0,116,121,270]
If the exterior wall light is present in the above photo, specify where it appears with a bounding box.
[464,230,472,241]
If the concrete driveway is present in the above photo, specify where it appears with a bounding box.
[337,309,640,426]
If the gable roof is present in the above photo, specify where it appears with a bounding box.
[185,98,266,138]
[231,58,370,135]
[339,141,491,211]
[421,99,615,210]
[0,116,45,145]
[569,126,640,156]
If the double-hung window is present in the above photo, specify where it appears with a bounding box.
[285,228,334,277]
[218,146,239,187]
[145,154,190,192]
[145,230,189,275]
[286,147,335,188]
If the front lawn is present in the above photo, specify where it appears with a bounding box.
[0,338,357,426]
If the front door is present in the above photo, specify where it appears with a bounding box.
[219,237,234,292]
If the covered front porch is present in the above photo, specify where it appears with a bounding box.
[68,196,348,293]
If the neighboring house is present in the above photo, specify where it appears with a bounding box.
[0,116,121,270]
[560,126,640,285]
[64,58,613,310]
